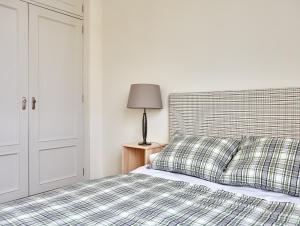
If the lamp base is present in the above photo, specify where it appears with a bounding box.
[138,141,152,146]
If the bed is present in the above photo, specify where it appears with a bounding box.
[1,87,300,226]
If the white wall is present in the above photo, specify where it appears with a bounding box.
[84,0,103,179]
[100,0,300,176]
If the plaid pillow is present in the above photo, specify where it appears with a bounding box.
[150,134,241,182]
[220,136,300,197]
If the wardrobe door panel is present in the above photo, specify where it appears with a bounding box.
[0,0,28,203]
[29,5,83,195]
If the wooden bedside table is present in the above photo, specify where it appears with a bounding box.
[122,143,166,174]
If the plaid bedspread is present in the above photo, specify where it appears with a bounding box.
[0,174,299,226]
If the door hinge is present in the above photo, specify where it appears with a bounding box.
[82,25,84,34]
[81,94,84,102]
[82,4,84,13]
[83,168,85,176]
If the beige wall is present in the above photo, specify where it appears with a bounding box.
[100,0,300,176]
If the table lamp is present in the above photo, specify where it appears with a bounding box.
[127,84,163,145]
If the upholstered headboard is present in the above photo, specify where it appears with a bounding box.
[169,87,300,138]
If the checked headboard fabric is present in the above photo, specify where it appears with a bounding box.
[169,87,300,139]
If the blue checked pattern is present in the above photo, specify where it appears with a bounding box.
[0,173,299,226]
[221,136,300,197]
[150,134,241,182]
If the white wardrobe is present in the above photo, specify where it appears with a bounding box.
[0,0,84,203]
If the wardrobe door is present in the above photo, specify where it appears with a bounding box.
[30,0,83,16]
[29,5,83,195]
[0,0,28,203]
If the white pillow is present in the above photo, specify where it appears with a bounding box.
[149,153,159,163]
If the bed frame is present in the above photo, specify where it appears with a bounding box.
[169,87,300,139]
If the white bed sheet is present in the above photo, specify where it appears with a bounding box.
[132,166,300,206]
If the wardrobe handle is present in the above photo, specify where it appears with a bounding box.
[32,97,37,110]
[22,97,27,110]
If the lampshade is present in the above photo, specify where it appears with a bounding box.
[127,84,163,109]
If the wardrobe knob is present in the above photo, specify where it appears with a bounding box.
[32,97,37,110]
[21,97,27,110]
